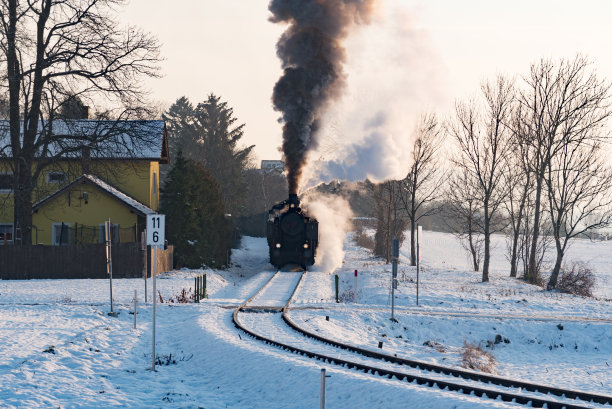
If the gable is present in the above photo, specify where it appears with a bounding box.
[33,174,155,217]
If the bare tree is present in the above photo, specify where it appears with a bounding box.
[0,0,161,245]
[517,56,612,283]
[503,105,534,278]
[399,113,445,266]
[447,76,514,282]
[371,180,406,263]
[545,140,612,289]
[444,167,483,272]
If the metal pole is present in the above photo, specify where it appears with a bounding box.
[142,230,148,303]
[392,238,398,322]
[416,225,420,306]
[353,270,358,303]
[152,246,157,371]
[133,289,137,329]
[320,368,326,409]
[335,274,339,303]
[106,218,115,315]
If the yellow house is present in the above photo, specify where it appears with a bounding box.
[0,120,169,245]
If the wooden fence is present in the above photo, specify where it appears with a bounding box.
[0,243,173,280]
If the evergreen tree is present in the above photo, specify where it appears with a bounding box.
[163,94,254,217]
[161,152,233,268]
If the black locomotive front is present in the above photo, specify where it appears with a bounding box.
[266,194,318,269]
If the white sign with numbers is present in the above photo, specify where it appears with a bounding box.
[146,214,165,248]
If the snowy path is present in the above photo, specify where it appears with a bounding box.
[248,271,302,307]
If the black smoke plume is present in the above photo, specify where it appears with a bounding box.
[269,0,376,194]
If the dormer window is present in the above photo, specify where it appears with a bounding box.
[47,172,67,184]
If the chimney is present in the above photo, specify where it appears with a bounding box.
[81,146,91,174]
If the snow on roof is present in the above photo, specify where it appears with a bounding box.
[33,173,156,216]
[0,119,168,162]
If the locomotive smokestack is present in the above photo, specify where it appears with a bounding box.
[269,0,377,194]
[288,193,299,207]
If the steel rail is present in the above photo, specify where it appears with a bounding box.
[233,272,605,409]
[282,273,612,407]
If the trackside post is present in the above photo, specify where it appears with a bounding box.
[391,237,399,322]
[353,270,358,303]
[334,274,339,303]
[320,368,330,409]
[141,230,147,303]
[105,218,118,317]
[416,225,422,306]
[147,214,165,371]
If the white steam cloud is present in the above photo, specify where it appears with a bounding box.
[300,0,448,190]
[303,194,353,273]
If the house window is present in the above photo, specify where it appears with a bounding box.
[153,172,157,194]
[0,223,13,244]
[0,173,12,193]
[99,223,119,244]
[47,172,67,184]
[52,223,71,246]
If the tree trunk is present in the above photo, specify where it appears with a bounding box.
[527,173,544,283]
[468,231,479,272]
[547,236,564,290]
[509,226,520,278]
[482,205,490,282]
[13,157,34,245]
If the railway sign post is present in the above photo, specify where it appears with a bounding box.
[416,225,422,306]
[391,237,399,322]
[141,230,147,303]
[147,214,165,371]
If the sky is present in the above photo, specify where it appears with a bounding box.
[121,0,612,165]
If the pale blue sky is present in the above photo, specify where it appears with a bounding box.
[122,0,612,162]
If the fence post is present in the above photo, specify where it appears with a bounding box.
[203,274,207,298]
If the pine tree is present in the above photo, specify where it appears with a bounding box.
[163,94,254,217]
[161,152,233,268]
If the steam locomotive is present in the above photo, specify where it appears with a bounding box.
[266,194,318,270]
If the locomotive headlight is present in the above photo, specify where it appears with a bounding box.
[276,243,281,248]
[303,243,309,249]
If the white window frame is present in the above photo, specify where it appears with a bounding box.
[46,171,67,184]
[0,223,14,244]
[52,222,71,246]
[99,223,119,244]
[0,172,12,194]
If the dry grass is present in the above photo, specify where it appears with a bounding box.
[461,342,497,373]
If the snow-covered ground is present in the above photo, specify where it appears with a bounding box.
[0,232,611,408]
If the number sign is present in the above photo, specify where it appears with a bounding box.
[147,214,165,247]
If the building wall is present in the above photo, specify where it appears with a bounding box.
[32,181,138,245]
[0,159,160,244]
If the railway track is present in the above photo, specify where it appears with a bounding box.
[233,271,612,409]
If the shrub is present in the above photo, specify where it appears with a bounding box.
[556,262,596,297]
[461,342,496,373]
[353,225,375,251]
